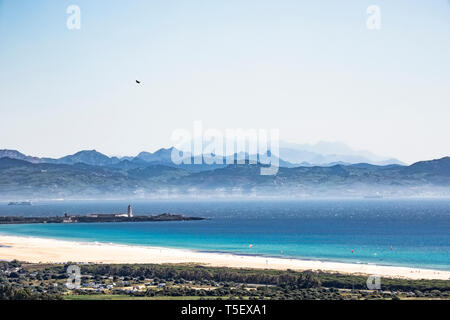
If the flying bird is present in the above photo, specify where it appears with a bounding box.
[136,80,141,84]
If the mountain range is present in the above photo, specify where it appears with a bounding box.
[0,148,449,199]
[0,148,297,172]
[0,141,405,170]
[278,141,405,166]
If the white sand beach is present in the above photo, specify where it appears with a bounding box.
[0,235,449,280]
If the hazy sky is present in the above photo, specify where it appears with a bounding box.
[1,0,449,163]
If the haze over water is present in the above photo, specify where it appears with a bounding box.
[0,199,449,270]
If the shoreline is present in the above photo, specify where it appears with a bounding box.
[0,235,449,280]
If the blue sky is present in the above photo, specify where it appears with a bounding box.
[0,0,449,163]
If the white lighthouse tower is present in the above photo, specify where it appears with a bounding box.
[127,204,133,218]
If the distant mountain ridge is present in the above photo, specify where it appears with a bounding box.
[43,150,122,166]
[278,141,405,166]
[0,148,297,172]
[0,143,404,172]
[0,151,449,198]
[0,150,41,164]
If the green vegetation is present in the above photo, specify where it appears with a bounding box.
[64,294,205,300]
[1,260,449,300]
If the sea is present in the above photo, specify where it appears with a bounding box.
[0,199,449,270]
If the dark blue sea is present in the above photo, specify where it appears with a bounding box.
[0,199,449,270]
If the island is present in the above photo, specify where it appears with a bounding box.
[0,205,205,224]
[0,213,205,225]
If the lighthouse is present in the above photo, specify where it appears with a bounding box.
[127,205,133,218]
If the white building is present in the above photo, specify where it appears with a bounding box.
[114,205,134,218]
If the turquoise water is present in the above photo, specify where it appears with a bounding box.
[0,199,449,270]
